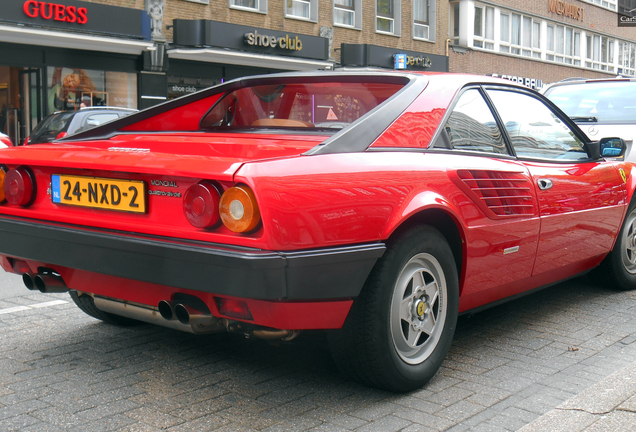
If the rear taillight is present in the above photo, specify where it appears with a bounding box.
[219,185,261,233]
[55,132,67,140]
[3,167,36,207]
[183,181,222,228]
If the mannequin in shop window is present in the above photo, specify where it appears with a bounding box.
[48,67,98,112]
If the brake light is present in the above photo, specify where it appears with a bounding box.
[219,185,261,233]
[4,167,36,206]
[215,297,253,320]
[183,181,221,228]
[55,132,67,140]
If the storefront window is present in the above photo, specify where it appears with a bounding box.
[47,67,137,113]
[167,75,221,100]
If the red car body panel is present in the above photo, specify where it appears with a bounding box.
[0,72,632,332]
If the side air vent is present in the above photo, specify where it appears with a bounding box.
[452,169,538,218]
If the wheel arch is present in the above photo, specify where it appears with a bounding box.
[385,208,465,295]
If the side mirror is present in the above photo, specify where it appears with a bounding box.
[600,137,626,158]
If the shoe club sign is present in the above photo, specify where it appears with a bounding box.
[0,0,150,40]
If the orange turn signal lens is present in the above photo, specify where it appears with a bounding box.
[0,167,6,202]
[219,185,261,233]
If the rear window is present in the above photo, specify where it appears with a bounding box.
[29,112,75,142]
[545,81,636,123]
[199,81,405,132]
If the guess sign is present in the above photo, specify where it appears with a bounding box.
[22,0,88,24]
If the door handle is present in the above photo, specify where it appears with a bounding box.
[537,179,553,190]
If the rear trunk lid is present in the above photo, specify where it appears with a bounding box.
[0,132,326,247]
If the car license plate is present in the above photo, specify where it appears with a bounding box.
[51,174,146,213]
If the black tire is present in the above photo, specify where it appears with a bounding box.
[327,225,459,392]
[602,202,636,290]
[69,291,141,326]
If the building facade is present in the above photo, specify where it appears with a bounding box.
[0,0,635,146]
[449,0,636,89]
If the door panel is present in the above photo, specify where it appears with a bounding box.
[526,161,626,275]
[486,87,627,277]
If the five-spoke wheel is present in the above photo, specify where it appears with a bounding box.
[328,225,458,392]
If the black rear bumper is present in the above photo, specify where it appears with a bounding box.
[0,216,385,300]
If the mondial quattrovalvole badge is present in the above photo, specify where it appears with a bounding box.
[619,168,627,183]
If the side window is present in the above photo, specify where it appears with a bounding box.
[443,89,507,154]
[487,89,587,161]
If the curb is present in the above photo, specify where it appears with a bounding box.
[518,361,636,431]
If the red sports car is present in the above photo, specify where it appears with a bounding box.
[0,72,632,392]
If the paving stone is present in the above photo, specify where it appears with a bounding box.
[584,410,636,432]
[2,278,636,431]
[354,414,411,432]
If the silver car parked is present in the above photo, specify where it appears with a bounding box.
[543,77,636,161]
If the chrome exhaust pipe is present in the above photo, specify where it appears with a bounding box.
[158,300,175,320]
[33,272,68,293]
[252,329,302,341]
[22,273,37,291]
[93,296,224,334]
[174,303,216,326]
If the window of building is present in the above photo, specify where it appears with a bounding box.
[586,34,615,72]
[334,0,361,29]
[413,0,435,41]
[473,6,495,49]
[581,0,617,11]
[546,24,581,65]
[451,2,460,44]
[286,0,318,21]
[498,12,540,57]
[47,67,137,113]
[619,41,636,76]
[376,0,401,36]
[229,0,267,14]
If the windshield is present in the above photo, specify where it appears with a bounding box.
[545,81,636,123]
[29,112,75,143]
[199,81,405,132]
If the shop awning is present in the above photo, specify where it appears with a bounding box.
[167,48,334,71]
[0,24,154,55]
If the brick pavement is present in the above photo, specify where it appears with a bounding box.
[0,274,635,431]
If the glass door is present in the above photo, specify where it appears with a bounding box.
[19,68,43,145]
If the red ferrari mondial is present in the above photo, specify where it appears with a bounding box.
[0,72,633,392]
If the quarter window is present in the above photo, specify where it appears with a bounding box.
[487,90,587,161]
[443,89,507,155]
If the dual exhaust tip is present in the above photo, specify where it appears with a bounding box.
[22,270,68,293]
[158,299,213,326]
